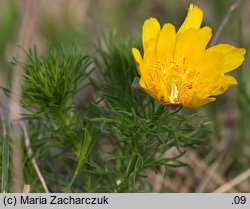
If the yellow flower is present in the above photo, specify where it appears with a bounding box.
[132,4,246,108]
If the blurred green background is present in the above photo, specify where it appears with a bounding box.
[0,0,249,192]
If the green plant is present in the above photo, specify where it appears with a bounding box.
[1,34,211,192]
[84,32,210,192]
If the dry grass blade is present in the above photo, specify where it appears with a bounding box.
[22,123,49,193]
[0,108,7,137]
[213,168,250,193]
[8,0,40,192]
[209,0,242,46]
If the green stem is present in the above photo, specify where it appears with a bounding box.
[65,127,94,192]
[151,104,166,123]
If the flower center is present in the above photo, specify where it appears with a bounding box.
[148,60,197,105]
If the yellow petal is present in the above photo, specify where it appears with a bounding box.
[211,75,237,96]
[139,78,159,100]
[132,48,142,64]
[142,18,160,51]
[206,44,246,72]
[132,48,143,75]
[189,97,216,108]
[140,39,157,76]
[174,27,211,67]
[196,27,212,53]
[174,29,197,65]
[143,38,157,60]
[188,91,216,108]
[195,51,222,77]
[223,75,237,85]
[156,23,176,64]
[139,77,148,89]
[177,4,203,34]
[188,27,212,68]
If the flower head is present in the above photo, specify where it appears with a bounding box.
[132,4,246,108]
